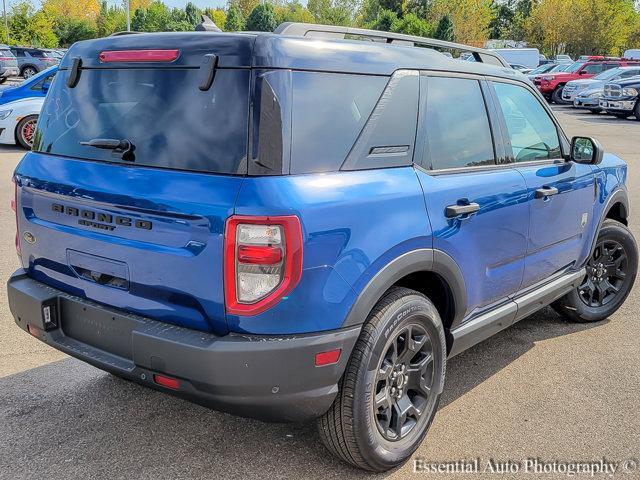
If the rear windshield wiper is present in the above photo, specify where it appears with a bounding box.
[79,138,135,161]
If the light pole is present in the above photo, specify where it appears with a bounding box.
[3,0,8,44]
[125,0,130,31]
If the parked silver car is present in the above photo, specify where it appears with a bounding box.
[0,45,18,84]
[10,47,60,78]
[563,66,640,111]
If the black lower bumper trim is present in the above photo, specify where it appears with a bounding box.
[8,271,361,422]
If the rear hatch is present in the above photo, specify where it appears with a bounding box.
[14,32,257,334]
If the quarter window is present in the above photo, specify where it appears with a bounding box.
[493,82,561,162]
[424,77,495,170]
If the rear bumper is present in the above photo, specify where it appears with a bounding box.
[8,271,360,422]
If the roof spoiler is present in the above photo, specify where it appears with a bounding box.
[274,22,509,67]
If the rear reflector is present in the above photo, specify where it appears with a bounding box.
[237,245,283,265]
[27,324,41,338]
[99,49,180,63]
[153,374,180,390]
[315,349,341,367]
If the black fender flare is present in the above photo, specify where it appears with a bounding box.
[586,188,629,261]
[341,248,467,329]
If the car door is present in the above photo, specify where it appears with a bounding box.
[490,80,595,289]
[414,74,529,319]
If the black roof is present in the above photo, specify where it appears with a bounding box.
[60,29,525,82]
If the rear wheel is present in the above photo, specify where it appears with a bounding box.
[552,85,566,104]
[552,219,637,323]
[317,287,446,471]
[15,114,38,149]
[21,66,37,79]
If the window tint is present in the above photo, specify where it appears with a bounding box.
[34,68,249,174]
[425,77,495,170]
[620,69,640,78]
[29,50,44,58]
[290,72,386,174]
[30,72,55,91]
[493,82,561,162]
[582,63,606,74]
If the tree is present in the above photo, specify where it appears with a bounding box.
[245,3,278,31]
[9,1,58,47]
[433,14,453,41]
[96,1,126,37]
[430,0,494,45]
[392,13,432,36]
[224,3,245,31]
[54,17,96,45]
[274,1,316,24]
[307,0,354,26]
[233,0,260,18]
[185,2,202,28]
[204,7,227,29]
[41,0,100,22]
[369,9,398,31]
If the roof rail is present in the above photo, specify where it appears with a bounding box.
[274,22,509,67]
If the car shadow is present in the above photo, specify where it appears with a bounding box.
[0,307,607,479]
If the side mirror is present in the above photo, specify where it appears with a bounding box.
[570,136,603,164]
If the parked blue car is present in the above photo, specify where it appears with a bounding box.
[7,25,638,472]
[0,66,57,105]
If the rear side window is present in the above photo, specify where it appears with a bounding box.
[493,82,561,162]
[0,49,13,57]
[289,72,387,174]
[34,68,249,174]
[424,77,495,170]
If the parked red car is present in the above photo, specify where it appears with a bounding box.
[533,56,640,103]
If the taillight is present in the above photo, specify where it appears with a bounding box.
[224,215,303,316]
[11,179,20,256]
[99,49,180,63]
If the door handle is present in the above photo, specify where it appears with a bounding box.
[445,202,480,218]
[535,186,559,199]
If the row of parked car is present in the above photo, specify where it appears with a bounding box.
[0,65,56,148]
[528,56,640,120]
[0,45,64,83]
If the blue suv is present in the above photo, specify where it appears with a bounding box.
[7,24,637,471]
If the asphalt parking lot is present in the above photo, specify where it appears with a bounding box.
[0,106,639,480]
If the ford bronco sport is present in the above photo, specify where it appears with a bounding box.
[8,23,638,471]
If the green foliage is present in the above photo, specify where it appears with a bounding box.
[54,17,97,46]
[393,13,432,36]
[369,9,398,31]
[9,1,58,47]
[433,14,453,41]
[96,0,126,37]
[274,1,316,24]
[204,8,227,30]
[185,2,202,28]
[224,3,245,31]
[245,3,278,31]
[307,0,354,26]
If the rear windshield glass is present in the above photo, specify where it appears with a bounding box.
[34,68,249,174]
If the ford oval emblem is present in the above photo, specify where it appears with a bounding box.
[23,231,36,244]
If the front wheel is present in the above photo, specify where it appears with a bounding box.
[588,108,601,114]
[15,114,38,149]
[552,219,637,323]
[552,86,566,104]
[634,100,640,121]
[21,66,37,79]
[317,287,446,471]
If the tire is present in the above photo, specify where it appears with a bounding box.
[15,114,38,149]
[317,287,446,471]
[552,219,637,323]
[588,108,601,114]
[21,66,37,79]
[634,100,640,121]
[0,77,6,84]
[614,113,630,119]
[552,85,566,104]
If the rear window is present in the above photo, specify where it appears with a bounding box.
[34,68,249,174]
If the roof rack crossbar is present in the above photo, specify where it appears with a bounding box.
[273,22,509,67]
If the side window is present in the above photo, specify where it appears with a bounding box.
[13,49,24,58]
[290,72,387,174]
[424,76,495,170]
[582,63,605,74]
[29,50,44,58]
[493,82,561,162]
[620,70,639,78]
[30,73,55,91]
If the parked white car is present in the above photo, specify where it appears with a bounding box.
[562,66,640,104]
[0,97,43,149]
